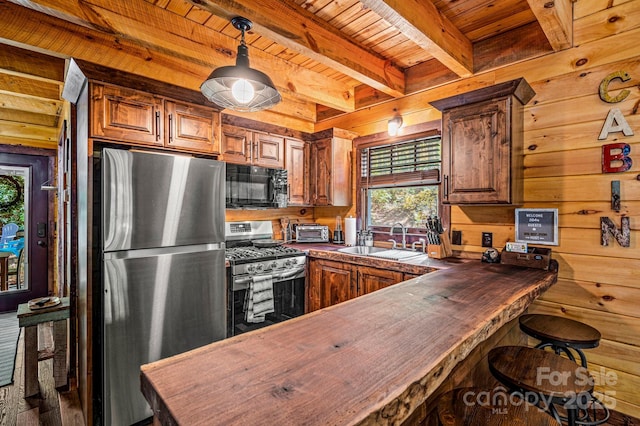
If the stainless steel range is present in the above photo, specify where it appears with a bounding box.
[226,221,306,336]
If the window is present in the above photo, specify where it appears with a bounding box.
[359,134,441,229]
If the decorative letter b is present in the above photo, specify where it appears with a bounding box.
[602,143,632,173]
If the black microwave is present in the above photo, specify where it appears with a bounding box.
[225,164,288,209]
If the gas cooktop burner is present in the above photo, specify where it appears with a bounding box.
[225,244,303,261]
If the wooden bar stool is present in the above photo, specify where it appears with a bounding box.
[519,314,601,368]
[488,346,609,426]
[437,387,559,425]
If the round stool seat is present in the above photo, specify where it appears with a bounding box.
[520,314,601,368]
[437,387,558,425]
[520,314,601,348]
[489,346,608,426]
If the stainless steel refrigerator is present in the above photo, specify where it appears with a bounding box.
[95,147,226,425]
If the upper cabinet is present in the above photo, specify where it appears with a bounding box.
[91,84,163,147]
[220,125,284,168]
[431,78,535,205]
[285,138,309,206]
[165,100,220,153]
[309,128,356,207]
[91,83,220,154]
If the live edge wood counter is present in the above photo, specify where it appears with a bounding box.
[141,262,557,425]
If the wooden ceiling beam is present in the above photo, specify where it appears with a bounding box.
[0,91,62,117]
[526,0,573,51]
[0,43,65,82]
[2,0,354,114]
[0,70,61,100]
[359,0,473,77]
[185,0,406,98]
[0,120,58,142]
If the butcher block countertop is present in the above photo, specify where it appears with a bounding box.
[141,261,557,425]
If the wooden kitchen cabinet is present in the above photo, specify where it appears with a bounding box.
[357,266,403,295]
[285,138,309,206]
[253,132,285,168]
[220,125,251,164]
[308,258,356,312]
[220,125,285,168]
[165,100,220,153]
[309,128,356,206]
[91,84,164,147]
[91,83,220,154]
[307,257,409,312]
[431,78,535,205]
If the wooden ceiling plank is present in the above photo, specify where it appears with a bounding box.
[184,0,406,97]
[0,107,59,127]
[0,91,62,116]
[0,71,61,100]
[526,0,573,51]
[0,134,58,149]
[2,0,354,112]
[0,43,65,81]
[359,0,473,77]
[0,120,58,141]
[464,9,537,42]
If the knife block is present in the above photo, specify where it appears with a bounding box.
[427,244,444,259]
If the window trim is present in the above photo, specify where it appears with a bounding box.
[354,124,449,244]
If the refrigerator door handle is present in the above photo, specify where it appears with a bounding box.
[103,243,225,260]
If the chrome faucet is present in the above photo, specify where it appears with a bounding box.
[412,238,426,252]
[390,223,407,249]
[387,239,397,249]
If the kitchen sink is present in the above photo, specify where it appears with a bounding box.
[338,246,387,255]
[337,246,425,261]
[367,249,425,261]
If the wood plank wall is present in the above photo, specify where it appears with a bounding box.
[314,1,640,417]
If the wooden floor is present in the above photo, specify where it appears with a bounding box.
[0,321,84,426]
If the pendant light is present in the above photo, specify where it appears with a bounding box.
[200,17,281,112]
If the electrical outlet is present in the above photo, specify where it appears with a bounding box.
[482,232,493,247]
[452,230,462,245]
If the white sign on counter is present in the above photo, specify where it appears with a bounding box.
[515,208,558,245]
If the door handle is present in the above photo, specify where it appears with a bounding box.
[37,240,47,247]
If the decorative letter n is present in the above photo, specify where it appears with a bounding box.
[600,217,630,247]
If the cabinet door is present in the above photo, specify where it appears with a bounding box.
[91,84,163,146]
[442,98,510,204]
[311,140,331,206]
[307,259,355,312]
[285,139,309,205]
[165,101,220,154]
[254,132,285,168]
[220,125,251,164]
[357,267,403,296]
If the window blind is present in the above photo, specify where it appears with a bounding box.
[360,136,441,187]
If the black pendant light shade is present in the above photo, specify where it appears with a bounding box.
[200,17,281,112]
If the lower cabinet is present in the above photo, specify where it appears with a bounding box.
[357,266,403,295]
[308,259,356,312]
[307,258,411,313]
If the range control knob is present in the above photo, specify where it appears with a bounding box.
[284,259,292,267]
[255,264,264,273]
[247,265,255,274]
[270,261,278,270]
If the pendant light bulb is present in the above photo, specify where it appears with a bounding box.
[231,78,255,104]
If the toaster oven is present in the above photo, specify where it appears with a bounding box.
[295,224,330,243]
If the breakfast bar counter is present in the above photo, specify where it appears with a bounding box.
[141,261,557,425]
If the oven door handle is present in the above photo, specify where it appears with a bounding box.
[234,269,303,285]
